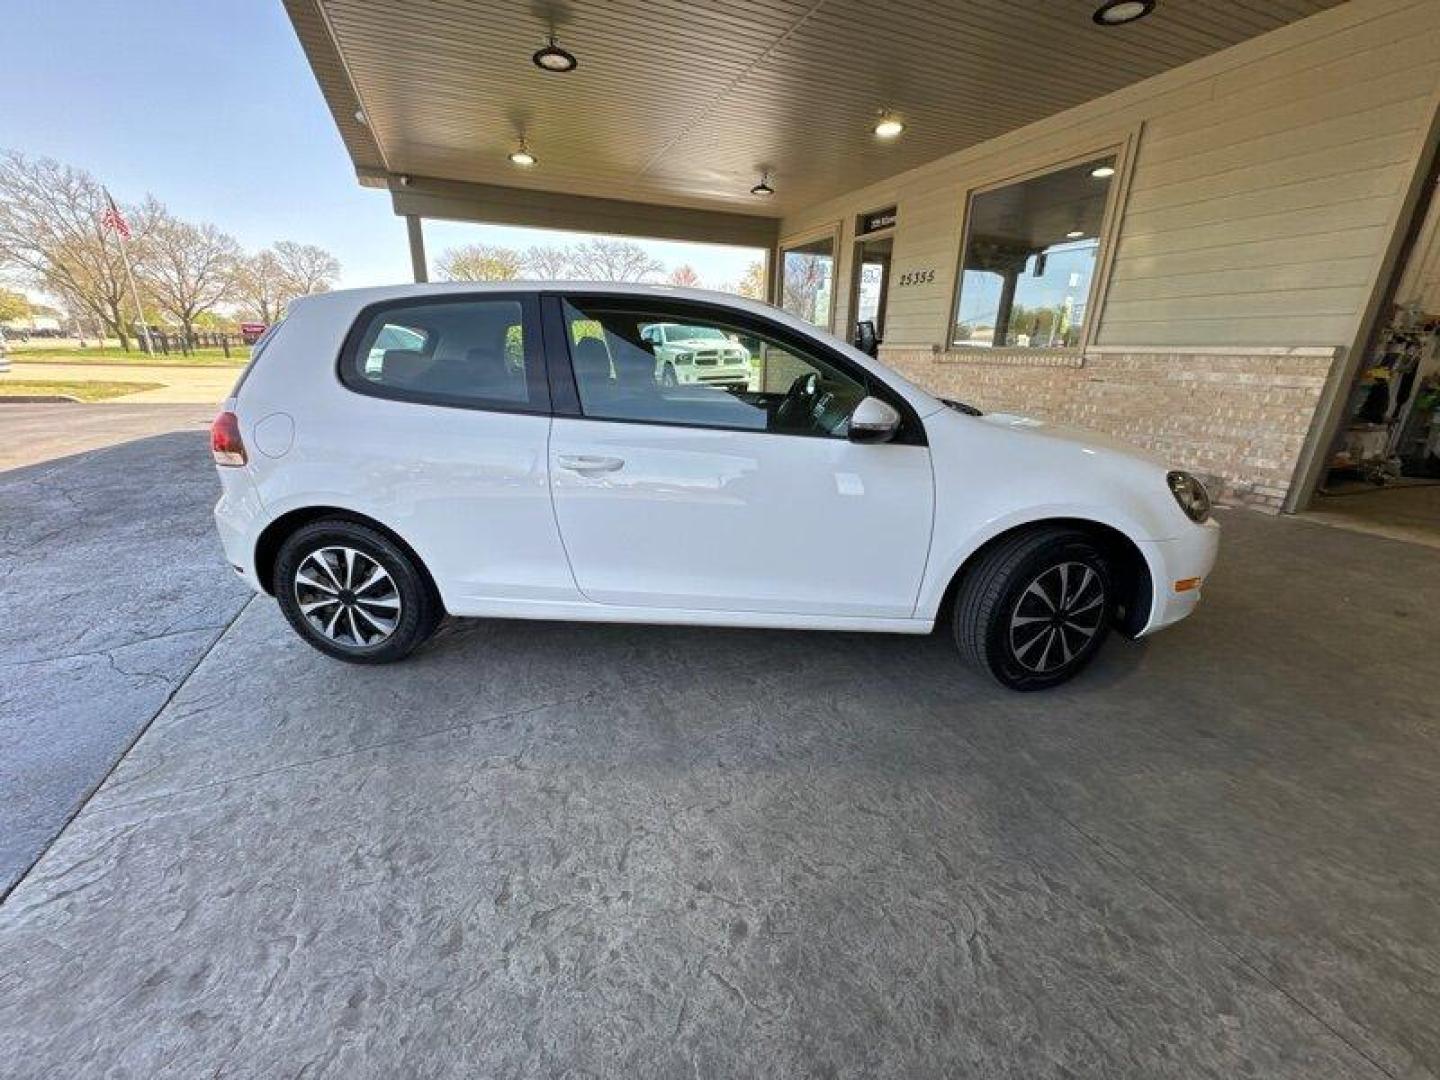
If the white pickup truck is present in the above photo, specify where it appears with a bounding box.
[639,322,752,388]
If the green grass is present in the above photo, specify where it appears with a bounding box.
[0,378,165,402]
[9,345,249,366]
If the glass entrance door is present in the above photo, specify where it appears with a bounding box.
[851,233,892,355]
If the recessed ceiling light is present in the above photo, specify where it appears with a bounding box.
[1091,164,1116,178]
[1092,0,1155,26]
[750,172,774,197]
[874,115,905,138]
[1066,230,1085,239]
[532,33,577,72]
[509,142,537,167]
[353,108,368,126]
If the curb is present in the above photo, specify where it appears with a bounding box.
[0,395,81,404]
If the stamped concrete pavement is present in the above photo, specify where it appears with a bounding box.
[0,408,251,895]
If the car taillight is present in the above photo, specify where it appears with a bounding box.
[211,411,247,467]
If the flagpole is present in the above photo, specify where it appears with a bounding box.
[103,187,153,356]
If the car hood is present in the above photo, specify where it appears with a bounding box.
[971,410,1169,472]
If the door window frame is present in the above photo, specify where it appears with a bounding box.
[335,291,550,415]
[539,292,927,446]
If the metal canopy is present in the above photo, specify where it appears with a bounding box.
[286,0,1345,230]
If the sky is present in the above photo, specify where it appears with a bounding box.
[1,0,763,295]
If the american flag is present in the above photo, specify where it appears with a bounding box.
[101,191,131,241]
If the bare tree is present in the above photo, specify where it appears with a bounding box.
[522,244,573,280]
[142,202,241,341]
[234,241,341,323]
[272,240,340,297]
[0,151,158,350]
[434,243,522,281]
[568,239,663,282]
[666,264,701,288]
[781,253,829,324]
[234,250,288,324]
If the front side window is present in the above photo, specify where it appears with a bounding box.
[342,297,537,410]
[952,155,1116,349]
[780,236,835,328]
[561,299,869,438]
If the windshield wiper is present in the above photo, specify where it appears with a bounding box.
[942,397,983,417]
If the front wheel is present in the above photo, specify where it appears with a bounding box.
[660,363,678,387]
[952,528,1113,690]
[274,519,442,664]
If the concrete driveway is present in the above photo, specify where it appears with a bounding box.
[0,406,251,893]
[1,410,1437,1078]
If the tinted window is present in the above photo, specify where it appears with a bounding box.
[561,299,868,438]
[343,298,534,409]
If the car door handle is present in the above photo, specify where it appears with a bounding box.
[556,454,625,474]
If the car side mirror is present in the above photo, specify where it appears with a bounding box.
[848,396,902,444]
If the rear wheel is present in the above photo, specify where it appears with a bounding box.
[274,519,441,664]
[952,527,1112,690]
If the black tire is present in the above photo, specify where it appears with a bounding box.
[952,527,1113,691]
[661,363,678,387]
[273,519,442,664]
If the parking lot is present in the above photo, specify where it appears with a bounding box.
[1,406,1437,1078]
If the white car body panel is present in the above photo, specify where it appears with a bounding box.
[214,282,1217,642]
[549,416,933,617]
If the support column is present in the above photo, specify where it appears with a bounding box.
[406,215,428,283]
[994,268,1019,347]
[765,244,781,306]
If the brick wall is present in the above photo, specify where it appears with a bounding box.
[878,346,1339,510]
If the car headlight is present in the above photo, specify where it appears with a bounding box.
[1167,470,1212,523]
[674,352,693,364]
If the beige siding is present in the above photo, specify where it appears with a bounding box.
[780,0,1440,351]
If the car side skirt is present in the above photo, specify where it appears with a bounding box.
[444,596,936,634]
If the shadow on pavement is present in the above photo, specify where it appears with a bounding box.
[0,429,252,897]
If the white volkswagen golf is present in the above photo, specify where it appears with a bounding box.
[212,284,1218,690]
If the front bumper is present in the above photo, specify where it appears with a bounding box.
[1136,518,1221,636]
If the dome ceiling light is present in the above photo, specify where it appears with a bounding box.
[750,172,775,197]
[873,113,905,138]
[532,32,578,72]
[1092,0,1155,26]
[1091,164,1116,178]
[1066,229,1085,239]
[509,140,538,167]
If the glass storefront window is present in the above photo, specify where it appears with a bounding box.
[781,235,835,328]
[951,155,1116,349]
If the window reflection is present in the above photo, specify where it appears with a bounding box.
[781,236,835,328]
[952,156,1115,349]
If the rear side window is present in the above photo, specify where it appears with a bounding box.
[340,296,545,412]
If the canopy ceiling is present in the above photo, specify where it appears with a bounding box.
[286,0,1347,222]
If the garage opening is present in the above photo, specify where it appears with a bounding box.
[1311,166,1440,545]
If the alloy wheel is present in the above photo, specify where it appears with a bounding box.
[1007,560,1106,674]
[293,545,402,647]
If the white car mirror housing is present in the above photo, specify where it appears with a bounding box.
[848,396,902,444]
